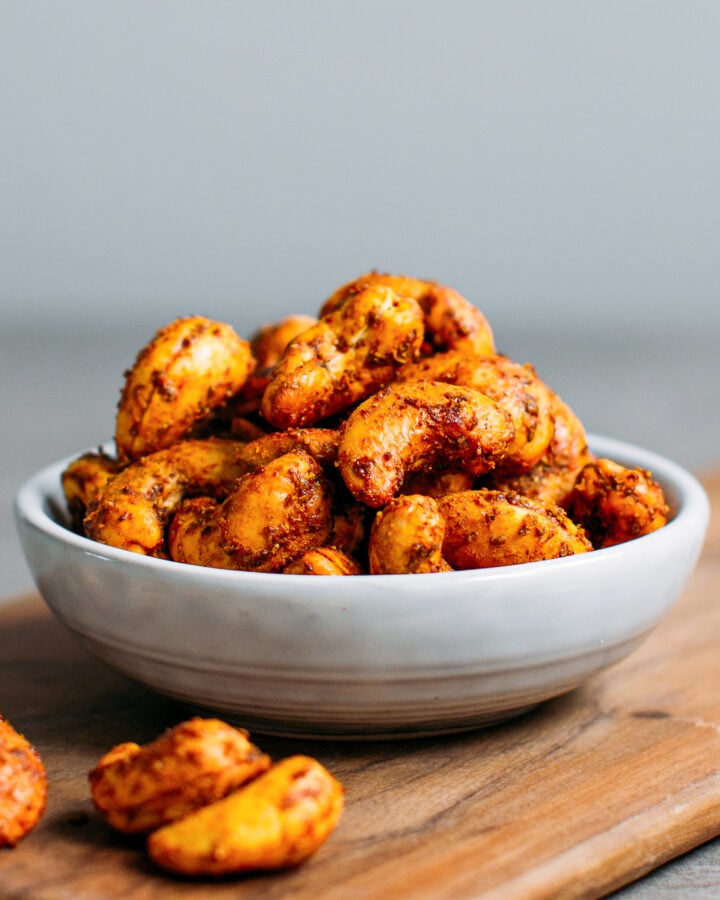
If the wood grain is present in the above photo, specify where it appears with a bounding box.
[1,472,718,899]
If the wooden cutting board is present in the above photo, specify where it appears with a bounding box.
[1,470,719,899]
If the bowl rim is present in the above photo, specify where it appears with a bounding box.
[14,432,711,587]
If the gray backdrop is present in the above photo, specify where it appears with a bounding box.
[2,0,719,340]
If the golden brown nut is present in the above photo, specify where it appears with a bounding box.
[250,315,318,371]
[230,427,367,554]
[321,271,495,356]
[115,316,254,462]
[88,718,271,835]
[261,284,424,429]
[490,393,593,508]
[397,352,556,473]
[84,439,247,556]
[147,755,345,875]
[169,451,334,572]
[438,489,592,568]
[567,458,669,548]
[0,714,48,847]
[337,380,515,508]
[229,315,320,417]
[61,449,124,529]
[234,427,340,474]
[214,451,335,572]
[283,547,364,575]
[167,497,237,569]
[369,494,452,574]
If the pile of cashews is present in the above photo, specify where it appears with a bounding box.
[62,272,669,574]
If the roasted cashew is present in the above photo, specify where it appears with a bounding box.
[369,494,451,574]
[169,451,334,572]
[84,439,247,556]
[489,392,593,508]
[235,429,367,553]
[337,380,515,508]
[88,718,271,835]
[261,284,424,428]
[147,755,344,875]
[283,547,364,575]
[61,449,124,530]
[234,427,339,474]
[397,351,556,473]
[251,314,319,371]
[0,714,48,847]
[438,488,592,568]
[115,316,254,462]
[167,497,238,569]
[321,271,495,355]
[567,458,669,548]
[230,315,319,416]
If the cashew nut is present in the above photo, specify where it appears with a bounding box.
[321,271,495,355]
[0,714,47,847]
[115,316,254,462]
[169,451,334,572]
[567,457,669,548]
[147,755,344,875]
[397,351,556,473]
[61,449,124,529]
[89,718,271,834]
[369,494,451,574]
[438,488,592,568]
[283,547,364,575]
[337,380,515,508]
[489,392,592,508]
[261,284,424,428]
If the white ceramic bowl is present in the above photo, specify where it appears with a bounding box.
[15,434,710,739]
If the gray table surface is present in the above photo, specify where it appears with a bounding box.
[2,323,718,897]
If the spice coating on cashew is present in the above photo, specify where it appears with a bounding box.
[234,427,339,475]
[168,497,237,569]
[321,271,495,356]
[397,352,556,473]
[231,315,320,416]
[490,392,593,508]
[0,714,48,847]
[369,494,451,574]
[232,428,366,552]
[261,284,425,429]
[146,755,345,875]
[251,315,319,371]
[283,547,364,575]
[84,439,247,556]
[115,316,254,462]
[567,458,669,548]
[169,451,334,572]
[89,718,271,835]
[61,449,124,530]
[438,489,592,569]
[337,380,515,508]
